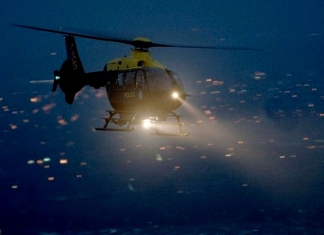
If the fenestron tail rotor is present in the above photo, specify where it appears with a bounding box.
[12,24,262,51]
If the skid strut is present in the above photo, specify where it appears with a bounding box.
[95,111,137,132]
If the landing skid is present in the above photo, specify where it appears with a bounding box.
[95,110,189,136]
[150,132,190,137]
[149,112,189,136]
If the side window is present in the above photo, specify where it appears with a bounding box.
[146,70,157,88]
[125,71,136,87]
[136,70,146,89]
[146,68,172,91]
[117,73,124,87]
[171,71,184,88]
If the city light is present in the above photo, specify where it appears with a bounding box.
[60,159,68,164]
[47,177,55,181]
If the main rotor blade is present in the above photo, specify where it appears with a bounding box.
[12,24,137,46]
[149,43,262,51]
[12,24,262,51]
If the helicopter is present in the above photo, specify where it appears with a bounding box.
[13,24,260,136]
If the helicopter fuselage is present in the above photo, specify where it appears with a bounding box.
[106,67,185,113]
[104,49,186,116]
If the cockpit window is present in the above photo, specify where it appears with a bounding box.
[145,68,173,91]
[169,70,184,88]
[117,73,124,87]
[113,68,174,91]
[136,70,145,89]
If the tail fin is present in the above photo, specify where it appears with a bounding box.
[52,35,85,104]
[64,35,84,74]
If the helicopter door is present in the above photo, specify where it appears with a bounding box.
[123,71,137,102]
[106,72,126,110]
[116,73,125,90]
[135,70,146,100]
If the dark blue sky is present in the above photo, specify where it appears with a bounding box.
[0,1,321,103]
[2,0,323,78]
[1,0,324,232]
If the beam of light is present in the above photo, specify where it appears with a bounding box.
[178,97,248,153]
[178,97,206,122]
[180,94,302,199]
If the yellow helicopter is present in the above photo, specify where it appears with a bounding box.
[13,24,260,136]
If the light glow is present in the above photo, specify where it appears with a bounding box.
[48,176,55,181]
[142,119,152,129]
[172,92,179,99]
[60,159,68,164]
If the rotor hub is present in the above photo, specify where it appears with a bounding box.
[133,37,152,50]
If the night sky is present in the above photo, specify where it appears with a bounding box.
[1,0,324,233]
